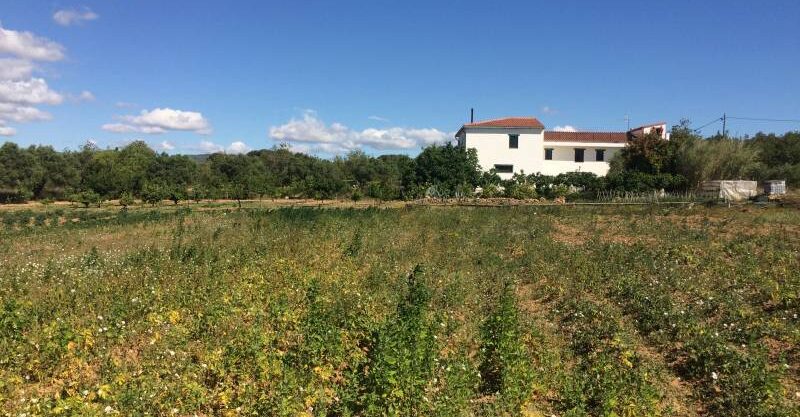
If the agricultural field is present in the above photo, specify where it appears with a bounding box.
[1,204,799,416]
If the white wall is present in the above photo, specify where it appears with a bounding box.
[462,127,544,179]
[459,126,625,178]
[539,144,624,176]
[631,123,670,140]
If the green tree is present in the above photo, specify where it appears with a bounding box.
[207,154,268,207]
[747,131,800,185]
[0,142,36,202]
[339,150,377,187]
[140,182,166,206]
[414,144,481,197]
[27,145,80,199]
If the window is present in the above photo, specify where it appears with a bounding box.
[544,148,553,160]
[494,164,513,173]
[508,134,519,149]
[574,148,585,163]
[595,149,605,161]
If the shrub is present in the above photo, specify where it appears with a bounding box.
[70,189,101,208]
[480,183,504,198]
[554,172,603,191]
[683,334,786,417]
[479,284,533,410]
[504,182,537,199]
[605,171,688,192]
[501,173,538,199]
[674,135,761,187]
[454,183,475,199]
[0,188,33,204]
[550,184,570,198]
[557,299,661,417]
[362,265,438,415]
[119,192,135,208]
[350,186,363,202]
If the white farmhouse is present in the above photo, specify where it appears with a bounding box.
[455,117,668,178]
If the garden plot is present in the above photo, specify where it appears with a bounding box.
[1,205,798,416]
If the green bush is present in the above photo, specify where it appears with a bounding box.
[505,183,537,199]
[557,299,661,417]
[683,334,786,417]
[350,186,363,202]
[70,189,101,208]
[605,171,688,192]
[454,183,475,198]
[362,265,438,416]
[501,173,538,199]
[480,184,504,198]
[479,284,533,411]
[554,172,603,191]
[119,192,135,208]
[0,188,33,204]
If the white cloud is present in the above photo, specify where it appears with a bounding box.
[115,101,137,108]
[67,90,95,102]
[175,140,253,154]
[0,77,61,135]
[286,143,310,154]
[103,107,212,135]
[0,102,52,122]
[197,140,224,153]
[226,141,251,154]
[0,26,84,136]
[269,111,451,154]
[0,58,35,80]
[0,78,63,105]
[100,123,138,133]
[190,140,252,154]
[368,115,390,122]
[53,8,99,27]
[0,123,16,136]
[77,90,95,101]
[158,140,175,151]
[0,24,65,61]
[553,125,578,132]
[542,106,558,115]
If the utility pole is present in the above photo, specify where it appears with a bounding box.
[624,114,630,131]
[722,113,726,138]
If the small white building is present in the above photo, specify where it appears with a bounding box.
[455,117,667,178]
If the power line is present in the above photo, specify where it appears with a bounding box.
[692,114,800,134]
[693,117,723,132]
[727,116,800,123]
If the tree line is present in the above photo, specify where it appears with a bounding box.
[608,121,799,191]
[0,141,482,204]
[0,122,797,204]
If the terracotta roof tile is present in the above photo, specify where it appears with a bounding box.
[544,131,628,143]
[463,117,545,129]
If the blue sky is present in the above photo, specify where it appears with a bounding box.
[1,1,798,155]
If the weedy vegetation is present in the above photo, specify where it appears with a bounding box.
[1,204,798,416]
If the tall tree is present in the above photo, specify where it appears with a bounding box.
[414,144,481,196]
[0,143,36,202]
